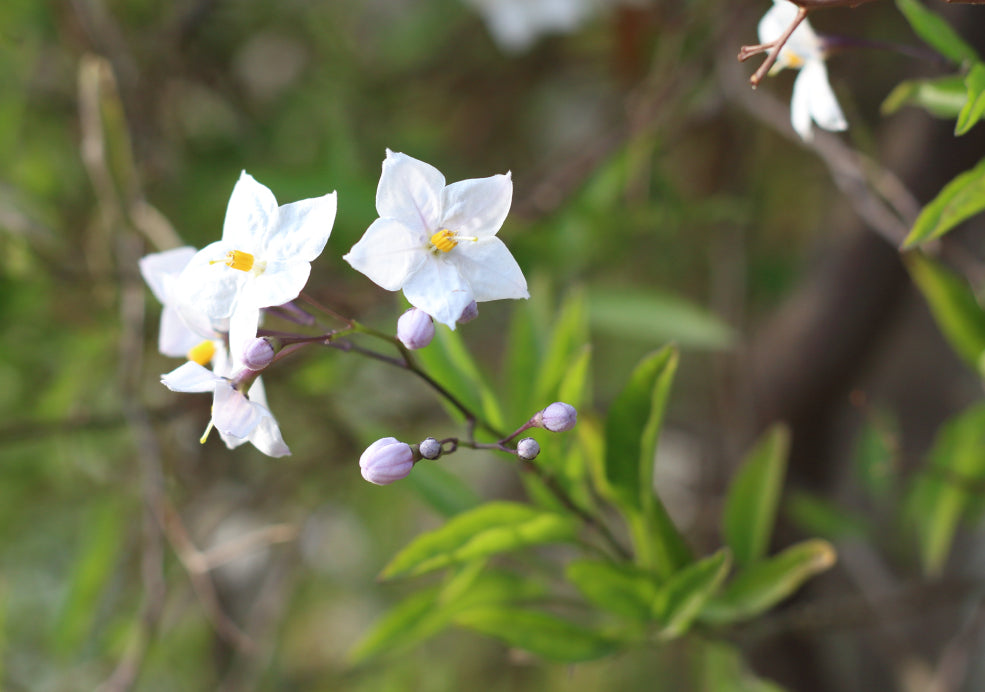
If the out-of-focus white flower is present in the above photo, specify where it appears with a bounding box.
[175,171,336,363]
[758,0,847,141]
[344,150,528,329]
[161,361,290,457]
[463,0,599,52]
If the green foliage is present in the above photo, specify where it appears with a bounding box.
[895,0,979,65]
[786,492,870,542]
[404,462,482,518]
[565,559,661,622]
[881,75,968,119]
[956,63,985,135]
[653,548,731,640]
[904,158,985,247]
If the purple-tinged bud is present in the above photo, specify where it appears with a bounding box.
[242,337,277,370]
[418,437,442,460]
[533,402,578,432]
[517,437,540,461]
[359,437,416,485]
[457,301,479,325]
[397,308,435,350]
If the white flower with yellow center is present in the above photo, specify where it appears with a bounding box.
[344,150,528,328]
[175,171,337,362]
[758,0,847,141]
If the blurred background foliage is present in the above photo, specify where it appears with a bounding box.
[2,0,985,690]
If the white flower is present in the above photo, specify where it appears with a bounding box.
[343,150,529,328]
[462,0,602,53]
[758,0,847,141]
[175,171,337,363]
[161,360,290,458]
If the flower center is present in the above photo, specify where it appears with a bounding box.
[187,340,216,366]
[428,229,477,254]
[210,249,267,275]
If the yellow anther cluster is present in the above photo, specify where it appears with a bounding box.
[429,229,458,253]
[187,340,217,366]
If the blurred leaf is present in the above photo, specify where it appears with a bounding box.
[956,63,985,135]
[565,559,660,622]
[906,253,985,369]
[588,287,735,351]
[895,0,979,65]
[910,403,985,576]
[380,502,576,579]
[854,410,900,502]
[723,425,790,566]
[504,297,543,416]
[786,492,870,541]
[557,344,592,411]
[404,462,481,518]
[700,539,836,626]
[903,157,985,247]
[881,75,968,118]
[699,640,789,692]
[655,548,731,639]
[453,607,619,662]
[533,289,589,405]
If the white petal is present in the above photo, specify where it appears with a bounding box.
[376,151,445,234]
[758,1,821,69]
[175,241,247,320]
[139,246,197,304]
[228,302,262,368]
[344,218,426,291]
[440,173,513,238]
[212,382,261,438]
[161,361,220,393]
[247,412,291,457]
[159,305,203,358]
[758,1,799,44]
[401,256,473,328]
[222,171,278,249]
[790,68,814,141]
[268,191,337,262]
[449,237,529,302]
[802,60,847,133]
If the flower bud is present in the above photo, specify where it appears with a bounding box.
[359,437,416,485]
[242,337,277,370]
[418,437,442,460]
[397,308,435,350]
[517,437,540,461]
[534,402,578,433]
[457,301,479,325]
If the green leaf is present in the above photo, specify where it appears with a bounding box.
[700,539,836,626]
[404,461,481,518]
[565,559,661,622]
[723,424,790,566]
[655,548,731,639]
[786,492,870,541]
[699,641,789,692]
[453,607,619,662]
[904,158,985,247]
[533,289,589,405]
[853,411,900,502]
[588,287,735,351]
[380,502,577,579]
[957,63,985,136]
[906,253,985,369]
[895,0,979,65]
[504,297,543,416]
[910,403,985,576]
[557,344,592,411]
[881,75,968,118]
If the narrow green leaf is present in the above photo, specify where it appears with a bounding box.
[906,253,985,369]
[853,410,900,502]
[504,299,543,416]
[700,539,836,626]
[655,548,731,639]
[404,461,481,518]
[557,344,592,411]
[904,157,985,247]
[723,425,790,566]
[565,559,661,622]
[699,641,789,692]
[380,502,576,579]
[454,608,619,662]
[533,289,589,404]
[786,492,870,541]
[895,0,979,65]
[348,588,444,663]
[957,63,985,135]
[881,75,968,118]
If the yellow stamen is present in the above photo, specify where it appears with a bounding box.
[211,249,255,272]
[199,419,214,444]
[186,340,216,366]
[429,229,458,253]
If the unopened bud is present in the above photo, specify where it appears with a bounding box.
[397,308,435,350]
[418,437,442,460]
[517,437,540,460]
[533,402,578,432]
[359,437,416,485]
[242,337,277,370]
[457,301,479,325]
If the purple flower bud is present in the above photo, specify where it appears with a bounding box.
[534,402,578,432]
[517,437,540,461]
[359,437,416,485]
[242,337,277,370]
[457,301,479,325]
[397,308,435,350]
[418,437,442,460]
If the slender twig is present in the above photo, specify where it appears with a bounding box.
[739,7,809,88]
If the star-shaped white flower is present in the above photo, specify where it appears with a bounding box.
[175,171,337,363]
[161,361,290,458]
[343,150,529,328]
[462,0,601,53]
[758,0,847,141]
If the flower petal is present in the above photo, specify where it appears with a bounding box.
[268,191,337,262]
[440,173,513,238]
[344,218,426,291]
[758,0,820,70]
[161,361,220,392]
[228,301,262,368]
[450,237,529,302]
[376,150,445,234]
[176,241,247,320]
[159,305,204,358]
[401,256,473,328]
[139,246,197,304]
[212,382,261,438]
[249,260,312,309]
[222,171,279,249]
[790,67,814,141]
[247,412,291,457]
[801,60,847,134]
